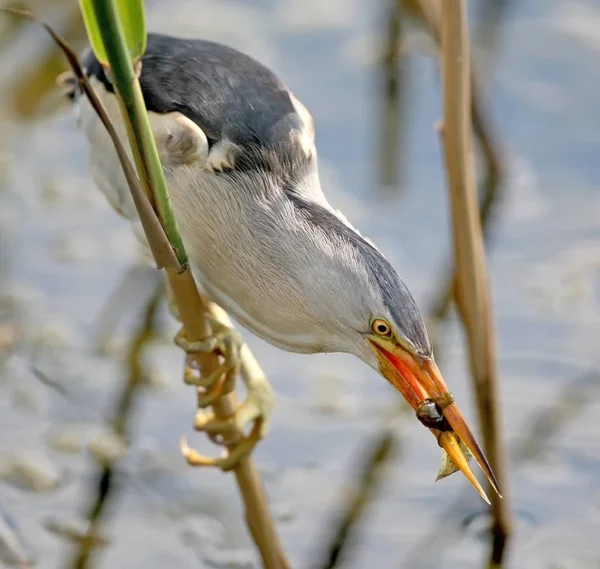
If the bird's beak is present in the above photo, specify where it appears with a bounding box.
[371,340,501,504]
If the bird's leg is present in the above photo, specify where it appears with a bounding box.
[174,309,274,471]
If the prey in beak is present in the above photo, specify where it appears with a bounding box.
[369,332,501,504]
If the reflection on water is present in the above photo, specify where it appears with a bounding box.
[1,1,600,568]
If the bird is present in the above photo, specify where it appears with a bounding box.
[60,32,500,503]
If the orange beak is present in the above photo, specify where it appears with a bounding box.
[372,342,501,504]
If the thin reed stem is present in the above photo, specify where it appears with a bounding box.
[439,1,511,564]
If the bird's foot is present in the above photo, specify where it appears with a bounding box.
[174,317,242,406]
[179,379,271,470]
[180,408,265,471]
[174,317,273,471]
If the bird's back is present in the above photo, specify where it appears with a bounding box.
[81,33,313,177]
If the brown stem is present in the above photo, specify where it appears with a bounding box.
[412,0,505,352]
[439,0,511,557]
[166,267,289,569]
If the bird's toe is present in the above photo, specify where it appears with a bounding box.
[180,411,264,472]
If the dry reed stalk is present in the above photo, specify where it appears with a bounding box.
[165,271,289,569]
[438,1,511,564]
[404,0,506,347]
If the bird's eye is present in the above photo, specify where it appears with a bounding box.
[371,318,392,337]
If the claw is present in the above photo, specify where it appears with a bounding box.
[181,356,222,387]
[174,328,218,355]
[174,321,242,402]
[174,321,242,365]
[180,417,264,471]
[193,409,236,436]
[174,315,273,471]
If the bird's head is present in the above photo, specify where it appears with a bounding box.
[300,207,500,503]
[363,310,499,503]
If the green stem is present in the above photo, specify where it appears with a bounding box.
[90,0,188,266]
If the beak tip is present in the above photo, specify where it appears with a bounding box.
[437,431,493,505]
[438,404,503,500]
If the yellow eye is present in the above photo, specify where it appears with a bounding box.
[371,318,392,337]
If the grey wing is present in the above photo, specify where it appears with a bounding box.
[80,33,316,181]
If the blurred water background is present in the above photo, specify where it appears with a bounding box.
[1,1,600,568]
